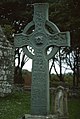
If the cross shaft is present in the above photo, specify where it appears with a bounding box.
[14,3,70,115]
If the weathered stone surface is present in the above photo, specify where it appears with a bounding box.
[0,26,14,97]
[19,114,58,119]
[14,3,70,116]
[51,86,69,119]
[0,81,12,97]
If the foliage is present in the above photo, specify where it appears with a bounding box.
[2,24,15,44]
[0,0,80,47]
[0,0,80,46]
[0,0,80,84]
[64,73,73,85]
[50,73,73,87]
[49,1,80,47]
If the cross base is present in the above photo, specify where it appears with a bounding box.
[18,114,58,119]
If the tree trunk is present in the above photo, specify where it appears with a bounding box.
[59,48,64,82]
[14,67,24,86]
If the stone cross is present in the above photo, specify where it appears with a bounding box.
[14,3,70,115]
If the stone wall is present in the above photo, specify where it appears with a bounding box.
[0,26,14,96]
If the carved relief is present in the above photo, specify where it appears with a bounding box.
[34,10,45,31]
[14,34,29,48]
[31,32,47,48]
[33,57,45,72]
[35,36,43,45]
[14,3,70,115]
[47,32,68,47]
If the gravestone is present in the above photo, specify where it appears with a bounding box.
[14,3,70,119]
[55,86,64,116]
[54,86,68,118]
[0,26,14,97]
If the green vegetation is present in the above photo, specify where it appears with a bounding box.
[0,92,80,119]
[0,92,30,119]
[68,98,80,119]
[50,73,73,87]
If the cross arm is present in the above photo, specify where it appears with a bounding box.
[14,33,31,48]
[47,32,70,47]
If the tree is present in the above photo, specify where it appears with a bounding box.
[49,0,80,85]
[0,1,32,84]
[0,0,80,85]
[14,48,29,84]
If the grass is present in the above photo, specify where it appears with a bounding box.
[0,91,80,119]
[0,92,30,119]
[68,98,80,119]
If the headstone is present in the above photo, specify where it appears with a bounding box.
[54,86,64,116]
[14,3,70,119]
[54,86,68,118]
[0,26,14,97]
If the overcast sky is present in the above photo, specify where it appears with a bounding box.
[22,59,72,74]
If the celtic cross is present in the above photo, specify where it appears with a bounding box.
[14,3,70,115]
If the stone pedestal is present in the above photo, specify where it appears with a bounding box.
[19,114,58,119]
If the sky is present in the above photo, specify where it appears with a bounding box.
[22,58,72,74]
[15,48,72,74]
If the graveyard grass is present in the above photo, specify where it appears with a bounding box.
[0,92,80,119]
[0,92,30,119]
[68,98,80,119]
